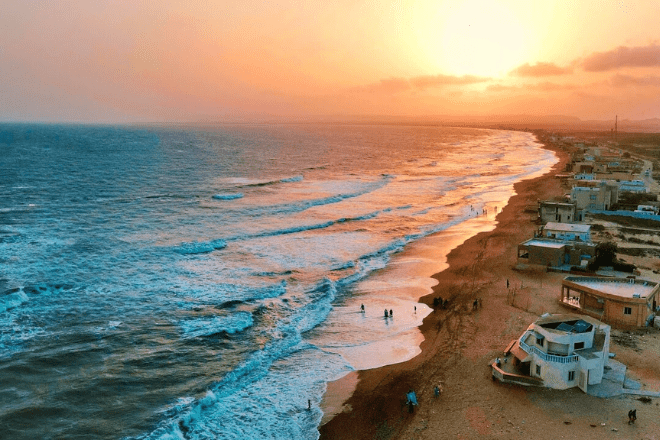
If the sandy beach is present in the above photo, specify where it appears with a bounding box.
[320,133,660,440]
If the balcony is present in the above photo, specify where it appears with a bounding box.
[519,339,579,364]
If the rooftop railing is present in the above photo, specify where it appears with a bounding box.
[519,339,579,364]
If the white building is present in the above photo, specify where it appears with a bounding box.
[542,222,591,242]
[492,314,611,392]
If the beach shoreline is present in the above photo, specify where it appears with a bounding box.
[320,131,660,439]
[319,132,635,439]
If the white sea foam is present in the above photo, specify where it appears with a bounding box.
[180,312,253,338]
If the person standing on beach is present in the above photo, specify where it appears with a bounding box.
[406,389,418,413]
[384,309,388,318]
[389,309,393,318]
[361,304,365,313]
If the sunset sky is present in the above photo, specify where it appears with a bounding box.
[2,0,660,123]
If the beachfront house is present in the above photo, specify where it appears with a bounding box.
[559,276,659,329]
[538,201,580,224]
[542,222,591,242]
[492,314,610,392]
[517,238,595,269]
[570,181,619,211]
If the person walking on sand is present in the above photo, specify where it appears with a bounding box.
[628,409,636,424]
[361,304,365,313]
[389,309,393,318]
[406,389,418,413]
[384,309,388,318]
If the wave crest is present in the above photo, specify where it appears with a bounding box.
[174,239,227,255]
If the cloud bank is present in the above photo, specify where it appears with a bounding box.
[582,44,660,71]
[355,74,490,94]
[509,62,572,77]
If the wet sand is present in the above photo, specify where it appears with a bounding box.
[319,134,660,439]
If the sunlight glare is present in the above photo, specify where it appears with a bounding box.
[432,1,530,77]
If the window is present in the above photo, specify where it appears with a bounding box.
[536,335,544,347]
[536,365,541,376]
[568,371,575,381]
[624,307,632,315]
[574,342,584,350]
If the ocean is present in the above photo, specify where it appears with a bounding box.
[0,123,557,439]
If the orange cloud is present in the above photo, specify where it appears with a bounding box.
[410,74,490,89]
[353,77,412,94]
[354,74,490,94]
[486,84,518,92]
[509,62,572,77]
[609,74,660,87]
[582,44,660,71]
[530,82,578,91]
[487,81,578,93]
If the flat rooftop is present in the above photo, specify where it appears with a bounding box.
[524,239,566,249]
[541,201,575,207]
[565,276,657,299]
[544,222,591,233]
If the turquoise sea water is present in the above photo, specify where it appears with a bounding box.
[0,123,556,439]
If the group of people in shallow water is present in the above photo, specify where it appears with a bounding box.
[359,304,392,318]
[360,304,418,318]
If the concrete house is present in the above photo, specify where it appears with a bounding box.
[517,238,596,268]
[573,161,595,174]
[538,201,579,224]
[560,276,659,329]
[492,314,611,392]
[570,181,619,211]
[542,222,591,242]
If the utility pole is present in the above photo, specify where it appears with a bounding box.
[615,115,618,142]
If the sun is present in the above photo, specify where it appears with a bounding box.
[426,1,531,78]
